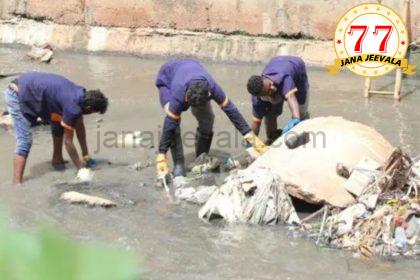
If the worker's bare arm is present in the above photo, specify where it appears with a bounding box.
[63,128,83,169]
[285,91,301,119]
[251,120,261,136]
[74,116,89,157]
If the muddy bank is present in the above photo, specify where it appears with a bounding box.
[2,17,419,67]
[0,46,419,278]
[0,18,334,65]
[1,0,419,41]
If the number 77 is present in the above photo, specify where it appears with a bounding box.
[348,25,393,53]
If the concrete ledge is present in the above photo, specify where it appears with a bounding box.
[0,18,335,66]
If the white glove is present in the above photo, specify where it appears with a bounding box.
[246,146,260,160]
[76,168,94,183]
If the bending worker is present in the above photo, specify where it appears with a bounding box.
[155,59,267,178]
[3,71,108,184]
[246,56,310,144]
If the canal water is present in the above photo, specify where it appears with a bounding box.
[0,45,418,279]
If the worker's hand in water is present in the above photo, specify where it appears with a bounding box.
[76,168,94,183]
[156,153,169,177]
[83,155,97,168]
[244,132,268,155]
[283,117,301,133]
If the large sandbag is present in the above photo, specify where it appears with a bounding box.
[252,117,394,207]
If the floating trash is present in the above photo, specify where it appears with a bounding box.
[60,191,116,208]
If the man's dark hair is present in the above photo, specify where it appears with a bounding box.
[188,80,209,107]
[84,89,108,114]
[247,75,263,96]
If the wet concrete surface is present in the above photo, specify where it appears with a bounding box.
[0,45,419,279]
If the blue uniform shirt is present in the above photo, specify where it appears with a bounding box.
[252,56,308,121]
[156,59,250,153]
[18,72,84,130]
[156,59,229,117]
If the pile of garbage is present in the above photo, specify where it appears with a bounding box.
[298,150,419,257]
[198,166,300,225]
[171,117,419,258]
[173,153,254,204]
[186,152,254,175]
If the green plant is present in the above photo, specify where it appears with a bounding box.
[0,221,140,280]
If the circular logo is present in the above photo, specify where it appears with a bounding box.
[334,3,408,77]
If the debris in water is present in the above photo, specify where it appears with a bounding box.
[173,176,188,189]
[0,114,13,130]
[191,117,419,258]
[344,157,381,197]
[336,163,351,179]
[76,168,94,183]
[188,153,221,174]
[252,117,396,207]
[175,185,217,205]
[156,174,179,204]
[222,154,254,172]
[131,161,153,171]
[335,203,367,236]
[60,191,116,208]
[298,151,419,258]
[199,167,301,225]
[26,44,54,63]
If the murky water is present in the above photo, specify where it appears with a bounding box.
[0,45,419,279]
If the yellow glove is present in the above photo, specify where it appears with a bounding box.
[156,153,169,177]
[244,132,268,155]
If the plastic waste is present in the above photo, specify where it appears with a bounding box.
[394,226,407,249]
[175,185,217,205]
[344,157,380,197]
[76,168,94,183]
[189,153,221,174]
[60,191,116,207]
[0,114,13,130]
[412,160,420,178]
[173,176,188,189]
[199,167,301,225]
[336,203,367,236]
[26,44,54,63]
[405,215,419,245]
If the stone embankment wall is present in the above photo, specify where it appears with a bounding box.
[0,0,418,65]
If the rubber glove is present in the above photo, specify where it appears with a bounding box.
[76,168,94,183]
[244,132,268,155]
[156,153,169,178]
[83,155,97,168]
[283,117,301,133]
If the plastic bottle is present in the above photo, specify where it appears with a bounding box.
[394,226,407,249]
